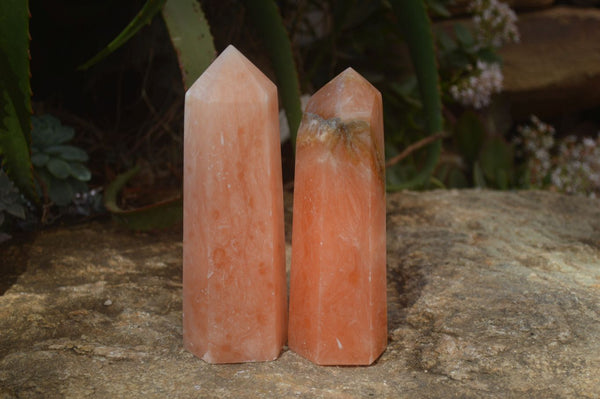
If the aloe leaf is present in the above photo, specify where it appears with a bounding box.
[244,0,302,149]
[162,0,216,90]
[79,0,167,70]
[388,0,443,190]
[104,165,182,231]
[0,0,35,201]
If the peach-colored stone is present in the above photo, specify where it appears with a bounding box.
[289,68,387,365]
[183,45,286,363]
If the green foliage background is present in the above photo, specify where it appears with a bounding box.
[0,0,525,231]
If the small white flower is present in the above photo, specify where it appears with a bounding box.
[469,0,520,48]
[449,61,503,109]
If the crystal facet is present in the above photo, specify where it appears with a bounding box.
[183,45,286,363]
[289,68,387,366]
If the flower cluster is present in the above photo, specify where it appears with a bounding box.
[449,61,503,109]
[550,134,600,198]
[515,115,600,197]
[469,0,520,48]
[513,115,555,187]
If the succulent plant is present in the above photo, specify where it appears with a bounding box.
[0,168,26,229]
[31,115,92,206]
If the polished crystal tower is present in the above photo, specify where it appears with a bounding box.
[183,45,286,363]
[289,68,387,365]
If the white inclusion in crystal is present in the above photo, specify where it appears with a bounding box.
[319,241,323,246]
[336,338,343,349]
[227,184,231,189]
[207,270,214,279]
[220,133,224,146]
[202,351,214,363]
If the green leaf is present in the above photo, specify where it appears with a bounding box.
[437,30,457,54]
[31,115,75,148]
[454,23,475,49]
[104,164,182,231]
[35,167,52,196]
[0,169,25,219]
[162,0,216,90]
[473,161,486,188]
[477,47,502,64]
[46,158,72,179]
[4,201,25,219]
[68,177,89,194]
[45,145,89,162]
[244,0,302,150]
[0,0,35,201]
[78,0,167,70]
[447,168,468,188]
[388,0,443,190]
[426,0,451,18]
[445,51,471,70]
[48,177,74,206]
[479,136,513,188]
[496,168,509,190]
[454,110,485,165]
[69,162,92,182]
[31,152,49,167]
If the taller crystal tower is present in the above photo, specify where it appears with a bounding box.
[183,45,286,363]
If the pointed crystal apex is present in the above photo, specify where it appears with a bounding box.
[186,45,275,103]
[302,68,384,159]
[306,67,380,119]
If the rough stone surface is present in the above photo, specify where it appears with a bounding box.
[1,190,600,398]
[499,7,600,119]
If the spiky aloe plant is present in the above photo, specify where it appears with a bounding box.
[0,0,35,202]
[387,0,444,190]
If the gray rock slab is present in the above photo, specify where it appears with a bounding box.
[1,190,599,398]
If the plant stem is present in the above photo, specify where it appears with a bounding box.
[386,131,448,168]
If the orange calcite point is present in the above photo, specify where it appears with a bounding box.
[289,68,387,365]
[183,45,286,363]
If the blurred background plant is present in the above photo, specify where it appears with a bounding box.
[31,115,94,208]
[515,115,600,198]
[1,0,600,239]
